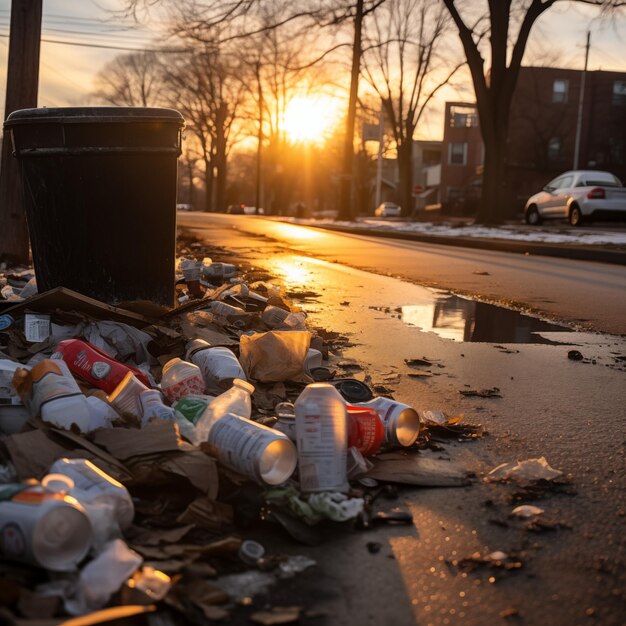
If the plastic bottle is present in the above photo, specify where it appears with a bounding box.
[47,458,134,530]
[350,396,421,447]
[202,261,237,281]
[107,372,149,418]
[12,359,92,433]
[186,338,247,390]
[160,358,205,403]
[207,411,297,485]
[294,383,348,493]
[0,482,92,571]
[53,339,150,393]
[194,378,255,442]
[138,390,176,426]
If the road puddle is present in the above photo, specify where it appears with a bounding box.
[399,293,570,343]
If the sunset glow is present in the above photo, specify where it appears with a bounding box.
[282,95,342,143]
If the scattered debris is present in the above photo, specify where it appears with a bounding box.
[568,350,584,361]
[510,505,544,518]
[460,387,502,398]
[486,457,563,483]
[452,550,523,573]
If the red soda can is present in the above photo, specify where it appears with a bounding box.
[54,339,151,394]
[347,406,385,456]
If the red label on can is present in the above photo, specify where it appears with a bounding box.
[347,407,385,456]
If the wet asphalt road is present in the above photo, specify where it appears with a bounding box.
[177,213,626,626]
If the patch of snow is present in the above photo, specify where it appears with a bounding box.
[283,217,626,245]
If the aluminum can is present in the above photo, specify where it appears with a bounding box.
[0,483,92,571]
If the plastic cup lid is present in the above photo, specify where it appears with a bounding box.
[238,540,265,565]
[330,379,374,403]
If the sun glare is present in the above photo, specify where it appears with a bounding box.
[283,95,341,144]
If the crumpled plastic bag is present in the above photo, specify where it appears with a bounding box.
[485,457,562,483]
[36,539,143,616]
[67,539,143,615]
[82,321,154,366]
[240,331,311,382]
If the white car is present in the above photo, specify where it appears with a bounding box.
[524,170,626,226]
[374,202,401,217]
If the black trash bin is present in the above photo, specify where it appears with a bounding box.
[4,107,185,306]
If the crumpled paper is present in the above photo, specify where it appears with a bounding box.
[239,331,311,382]
[485,457,563,483]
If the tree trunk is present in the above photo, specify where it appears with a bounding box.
[476,99,509,224]
[203,156,213,212]
[215,152,227,213]
[397,142,413,218]
[337,0,364,221]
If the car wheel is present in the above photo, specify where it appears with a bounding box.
[525,205,541,225]
[569,205,583,227]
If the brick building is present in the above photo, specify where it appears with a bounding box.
[439,67,626,215]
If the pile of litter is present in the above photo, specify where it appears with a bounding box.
[0,235,557,624]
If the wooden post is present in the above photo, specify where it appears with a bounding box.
[0,0,42,264]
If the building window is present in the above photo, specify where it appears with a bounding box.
[450,106,478,128]
[552,79,569,103]
[548,137,561,160]
[612,80,626,105]
[448,143,467,165]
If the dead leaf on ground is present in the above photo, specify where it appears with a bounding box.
[250,606,302,625]
[459,387,502,398]
[407,370,432,378]
[367,452,471,487]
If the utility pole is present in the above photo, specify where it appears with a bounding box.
[336,0,364,221]
[0,0,42,264]
[573,30,590,171]
[374,106,384,209]
[255,60,263,215]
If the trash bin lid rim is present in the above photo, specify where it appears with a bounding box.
[5,106,184,126]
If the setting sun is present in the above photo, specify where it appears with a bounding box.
[282,95,342,143]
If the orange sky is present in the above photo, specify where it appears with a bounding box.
[0,0,624,142]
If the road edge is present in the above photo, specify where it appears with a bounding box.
[286,222,626,266]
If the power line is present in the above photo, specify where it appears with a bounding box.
[0,32,188,53]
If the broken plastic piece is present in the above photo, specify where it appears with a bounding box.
[486,457,563,483]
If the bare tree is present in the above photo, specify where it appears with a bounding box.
[362,0,463,216]
[442,0,625,224]
[93,51,165,107]
[160,44,246,212]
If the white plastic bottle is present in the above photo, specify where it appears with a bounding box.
[160,358,205,402]
[139,389,176,426]
[351,397,421,447]
[194,378,255,442]
[13,359,92,433]
[186,339,247,390]
[294,383,348,493]
[207,412,297,485]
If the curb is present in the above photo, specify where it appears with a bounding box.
[292,222,626,266]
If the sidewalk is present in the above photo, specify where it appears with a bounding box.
[272,216,626,265]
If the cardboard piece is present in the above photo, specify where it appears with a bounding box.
[4,429,73,480]
[92,422,182,461]
[12,605,156,626]
[367,452,471,487]
[46,426,133,484]
[160,448,219,498]
[177,496,234,531]
[128,524,195,547]
[2,288,154,328]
